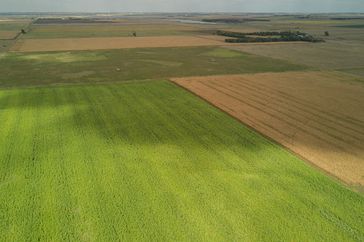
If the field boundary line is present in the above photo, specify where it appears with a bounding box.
[169,77,363,195]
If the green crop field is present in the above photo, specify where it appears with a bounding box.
[340,67,364,79]
[0,80,363,241]
[24,23,209,39]
[25,24,176,38]
[336,25,364,28]
[0,21,30,31]
[0,47,305,87]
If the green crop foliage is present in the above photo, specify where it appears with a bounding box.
[0,81,363,241]
[336,25,364,28]
[0,22,30,31]
[23,24,199,39]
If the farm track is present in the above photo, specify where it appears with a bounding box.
[172,71,364,185]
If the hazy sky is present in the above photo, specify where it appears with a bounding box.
[1,0,364,13]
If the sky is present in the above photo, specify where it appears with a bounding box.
[0,0,364,13]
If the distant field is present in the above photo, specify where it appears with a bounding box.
[11,36,228,52]
[0,19,31,52]
[0,31,19,39]
[25,23,208,38]
[0,21,30,31]
[227,17,364,42]
[0,40,12,52]
[0,47,305,87]
[0,81,363,241]
[173,71,364,186]
[228,41,364,70]
[340,68,364,78]
[336,25,364,28]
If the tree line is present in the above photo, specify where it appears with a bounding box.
[216,30,324,43]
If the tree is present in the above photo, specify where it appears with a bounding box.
[21,29,26,34]
[324,31,330,36]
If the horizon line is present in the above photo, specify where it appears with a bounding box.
[1,11,364,14]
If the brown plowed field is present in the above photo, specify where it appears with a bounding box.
[10,35,226,52]
[172,71,364,185]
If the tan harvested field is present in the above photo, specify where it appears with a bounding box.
[172,71,364,186]
[11,35,227,52]
[227,41,364,70]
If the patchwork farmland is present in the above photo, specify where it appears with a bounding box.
[172,71,364,185]
[1,12,364,241]
[1,81,363,241]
